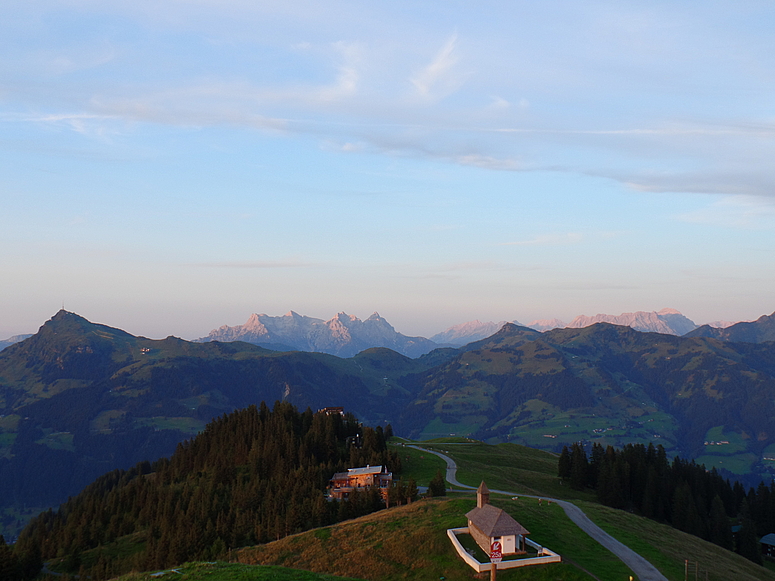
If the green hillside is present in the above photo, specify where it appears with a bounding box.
[115,562,363,581]
[0,312,432,535]
[406,440,775,581]
[397,323,775,483]
[237,498,608,581]
[168,438,775,581]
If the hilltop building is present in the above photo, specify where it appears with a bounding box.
[761,533,775,557]
[465,482,530,555]
[328,465,392,501]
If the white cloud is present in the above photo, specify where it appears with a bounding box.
[674,195,775,228]
[316,41,362,102]
[410,34,465,101]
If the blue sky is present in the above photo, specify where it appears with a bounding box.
[2,1,775,339]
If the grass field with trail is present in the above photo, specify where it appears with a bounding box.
[403,439,775,581]
[405,439,595,502]
[576,501,775,581]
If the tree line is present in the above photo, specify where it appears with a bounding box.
[15,401,404,580]
[559,441,769,564]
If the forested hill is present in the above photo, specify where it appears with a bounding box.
[0,310,432,535]
[17,402,402,580]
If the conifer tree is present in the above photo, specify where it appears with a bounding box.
[569,442,588,490]
[0,536,19,581]
[557,446,571,480]
[709,495,733,550]
[427,469,446,497]
[737,499,762,564]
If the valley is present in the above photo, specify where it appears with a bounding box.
[3,309,775,541]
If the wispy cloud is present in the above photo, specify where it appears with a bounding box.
[316,41,362,102]
[674,195,775,228]
[410,34,465,101]
[501,233,584,246]
[195,260,317,268]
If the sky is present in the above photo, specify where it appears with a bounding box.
[2,1,775,340]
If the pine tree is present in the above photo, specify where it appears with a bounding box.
[709,495,733,550]
[0,536,19,581]
[558,446,571,480]
[569,442,588,491]
[737,500,762,564]
[427,469,446,497]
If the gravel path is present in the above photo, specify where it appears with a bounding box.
[407,445,668,581]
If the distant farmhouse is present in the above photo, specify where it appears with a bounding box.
[466,482,530,555]
[329,465,393,501]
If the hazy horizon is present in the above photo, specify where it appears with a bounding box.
[0,305,756,343]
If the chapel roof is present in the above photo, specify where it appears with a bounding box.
[466,504,530,537]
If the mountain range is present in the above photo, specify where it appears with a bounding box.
[686,311,775,343]
[565,308,698,335]
[1,308,741,357]
[195,308,715,356]
[429,319,514,345]
[0,334,32,351]
[4,308,775,538]
[198,311,439,357]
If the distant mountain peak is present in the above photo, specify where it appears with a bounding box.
[200,310,436,357]
[685,310,775,343]
[430,319,512,346]
[526,318,566,332]
[566,309,696,336]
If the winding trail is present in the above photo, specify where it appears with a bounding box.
[408,445,668,581]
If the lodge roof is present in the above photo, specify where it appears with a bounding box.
[466,504,530,538]
[347,465,387,476]
[761,533,775,546]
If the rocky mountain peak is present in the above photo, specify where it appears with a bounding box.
[567,309,696,336]
[200,310,437,358]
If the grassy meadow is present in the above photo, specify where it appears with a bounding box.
[577,501,775,581]
[236,498,599,581]
[114,561,363,581]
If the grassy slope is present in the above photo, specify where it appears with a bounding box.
[411,441,595,502]
[236,498,596,581]
[115,561,363,581]
[406,440,775,581]
[577,501,775,581]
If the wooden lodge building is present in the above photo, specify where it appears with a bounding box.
[329,465,393,501]
[465,482,530,555]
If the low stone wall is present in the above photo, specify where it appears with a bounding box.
[447,528,562,573]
